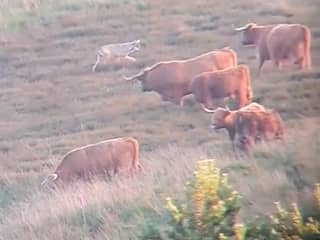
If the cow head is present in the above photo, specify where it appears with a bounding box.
[202,105,231,130]
[211,108,231,129]
[235,23,258,45]
[124,69,152,91]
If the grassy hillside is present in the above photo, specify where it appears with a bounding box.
[0,0,319,239]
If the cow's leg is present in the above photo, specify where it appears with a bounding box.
[296,57,304,70]
[113,167,119,177]
[294,54,306,70]
[237,136,253,156]
[92,54,101,72]
[228,130,238,157]
[105,171,112,182]
[257,58,265,76]
[179,99,184,107]
[172,96,183,106]
[274,59,283,71]
[232,140,239,159]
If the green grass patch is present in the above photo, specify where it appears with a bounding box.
[64,204,104,235]
[0,182,32,209]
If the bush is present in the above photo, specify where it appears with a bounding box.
[141,159,243,239]
[141,160,320,240]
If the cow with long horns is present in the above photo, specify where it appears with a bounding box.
[235,23,311,74]
[125,47,237,106]
[203,102,265,153]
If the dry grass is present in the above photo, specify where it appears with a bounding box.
[0,0,320,239]
[1,127,320,239]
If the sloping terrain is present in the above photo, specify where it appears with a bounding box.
[0,0,319,239]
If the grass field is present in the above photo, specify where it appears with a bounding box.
[0,0,320,239]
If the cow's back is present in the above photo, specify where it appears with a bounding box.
[213,48,238,69]
[236,111,283,140]
[55,147,90,182]
[198,64,248,91]
[184,49,237,81]
[267,24,309,61]
[108,137,139,171]
[54,137,139,182]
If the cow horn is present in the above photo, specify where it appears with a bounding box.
[201,104,216,113]
[234,23,255,31]
[234,26,247,31]
[41,173,58,186]
[123,70,145,81]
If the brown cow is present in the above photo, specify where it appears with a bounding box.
[190,64,253,109]
[203,102,265,152]
[41,137,141,186]
[235,110,284,153]
[235,23,311,74]
[125,47,237,106]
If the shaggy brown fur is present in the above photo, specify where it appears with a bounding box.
[125,47,237,106]
[42,137,141,185]
[190,64,252,109]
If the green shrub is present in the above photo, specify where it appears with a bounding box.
[141,160,320,240]
[64,204,104,235]
[141,159,243,239]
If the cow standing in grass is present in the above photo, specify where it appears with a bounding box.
[203,102,265,153]
[41,137,141,186]
[203,103,284,154]
[235,23,311,74]
[190,64,253,109]
[125,47,237,106]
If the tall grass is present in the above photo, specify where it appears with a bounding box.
[0,0,319,239]
[1,124,320,239]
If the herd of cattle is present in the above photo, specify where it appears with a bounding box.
[42,23,312,187]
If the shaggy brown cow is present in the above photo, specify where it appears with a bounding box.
[41,137,141,186]
[190,64,253,109]
[235,23,311,74]
[203,102,265,152]
[235,110,284,153]
[125,47,237,106]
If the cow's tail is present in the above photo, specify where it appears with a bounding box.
[128,137,142,174]
[41,173,58,187]
[303,26,311,70]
